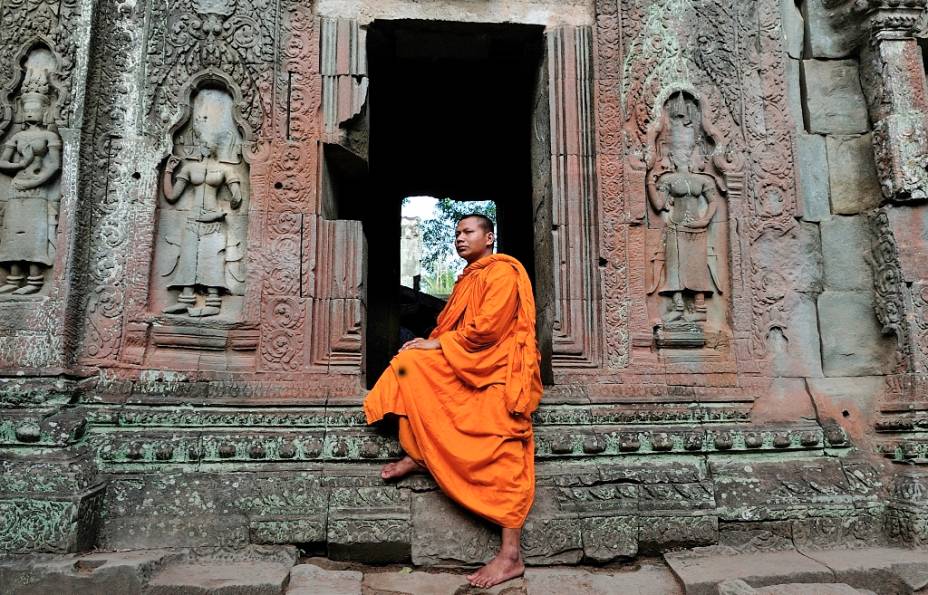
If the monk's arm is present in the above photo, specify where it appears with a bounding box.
[440,264,519,352]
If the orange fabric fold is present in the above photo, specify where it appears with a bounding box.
[363,253,542,528]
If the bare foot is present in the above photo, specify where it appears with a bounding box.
[380,455,422,480]
[466,551,524,589]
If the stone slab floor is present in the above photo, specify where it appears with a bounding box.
[2,546,927,594]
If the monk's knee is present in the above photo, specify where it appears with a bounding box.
[392,349,428,377]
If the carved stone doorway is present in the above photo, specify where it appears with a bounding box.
[331,19,548,385]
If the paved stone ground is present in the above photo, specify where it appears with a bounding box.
[1,546,927,594]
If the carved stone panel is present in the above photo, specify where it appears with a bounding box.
[0,0,90,370]
[72,0,361,394]
[152,83,251,321]
[644,91,732,355]
[595,0,800,390]
[0,46,62,297]
[0,0,82,128]
[144,0,278,136]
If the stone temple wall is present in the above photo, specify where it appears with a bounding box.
[1,0,927,563]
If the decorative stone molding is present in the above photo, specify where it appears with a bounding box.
[858,0,928,39]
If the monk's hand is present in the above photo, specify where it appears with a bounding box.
[399,338,440,352]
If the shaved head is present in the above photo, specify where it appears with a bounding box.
[458,213,495,235]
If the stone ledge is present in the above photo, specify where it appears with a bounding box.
[665,546,928,595]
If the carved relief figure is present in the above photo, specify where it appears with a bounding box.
[0,59,61,295]
[646,91,729,343]
[157,86,249,317]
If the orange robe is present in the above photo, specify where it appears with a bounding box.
[363,254,543,529]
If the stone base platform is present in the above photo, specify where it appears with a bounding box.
[2,546,927,595]
[4,400,926,562]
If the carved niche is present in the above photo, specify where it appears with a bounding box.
[644,91,731,351]
[151,78,251,321]
[0,44,63,297]
[615,0,795,373]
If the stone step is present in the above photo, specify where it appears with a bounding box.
[286,563,362,595]
[143,546,297,595]
[0,549,179,595]
[523,563,683,595]
[3,546,926,595]
[664,546,928,595]
[146,560,292,595]
[718,580,875,595]
[362,567,524,594]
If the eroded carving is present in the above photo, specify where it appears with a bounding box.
[154,84,250,318]
[645,91,730,347]
[0,46,61,296]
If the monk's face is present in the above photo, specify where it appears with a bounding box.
[455,217,494,264]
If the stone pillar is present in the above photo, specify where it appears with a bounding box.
[320,17,368,146]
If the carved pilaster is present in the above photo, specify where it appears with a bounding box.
[869,205,928,461]
[855,2,928,462]
[859,0,927,40]
[547,26,601,370]
[857,1,928,201]
[869,208,921,371]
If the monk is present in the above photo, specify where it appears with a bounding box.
[363,214,543,588]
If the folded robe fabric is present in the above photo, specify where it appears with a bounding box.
[363,253,543,529]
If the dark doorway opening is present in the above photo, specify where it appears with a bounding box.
[352,20,546,386]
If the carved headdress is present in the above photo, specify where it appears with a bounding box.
[647,90,729,192]
[11,68,57,130]
[20,69,51,106]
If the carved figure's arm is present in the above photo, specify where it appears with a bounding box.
[0,143,30,172]
[162,158,187,203]
[227,180,243,209]
[14,144,60,190]
[690,179,720,228]
[646,174,667,213]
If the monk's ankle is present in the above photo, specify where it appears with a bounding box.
[498,546,521,562]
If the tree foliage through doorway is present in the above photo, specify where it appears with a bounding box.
[417,198,497,296]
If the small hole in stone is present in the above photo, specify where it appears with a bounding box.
[598,257,608,267]
[274,181,283,190]
[842,410,850,418]
[131,172,141,180]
